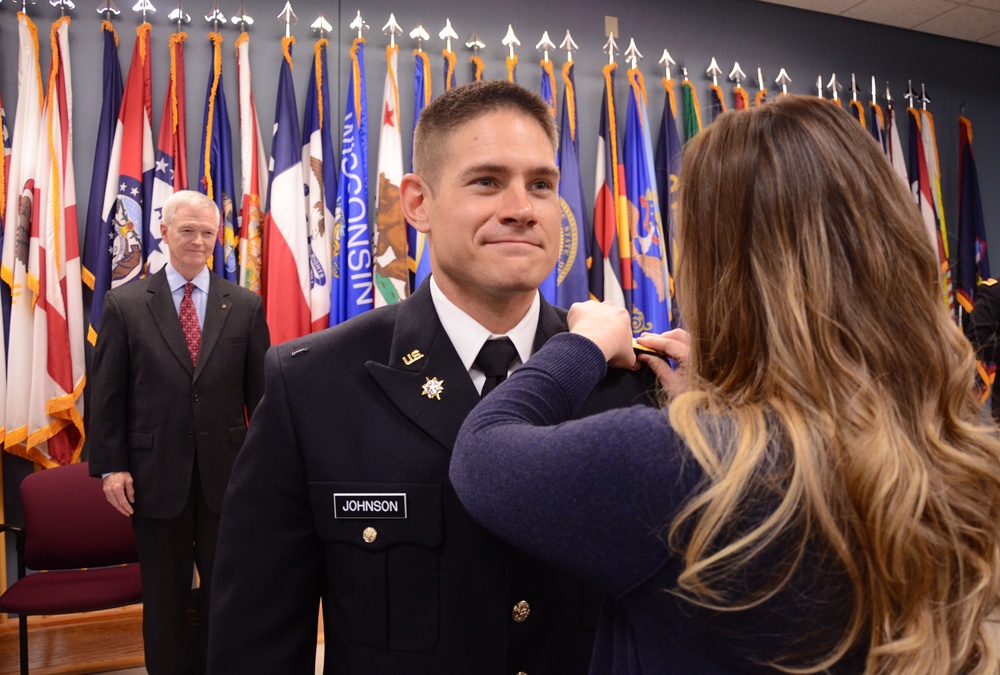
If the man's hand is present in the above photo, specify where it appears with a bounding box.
[103,471,135,516]
[567,301,637,369]
[636,329,690,400]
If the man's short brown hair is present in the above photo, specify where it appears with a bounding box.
[412,80,558,190]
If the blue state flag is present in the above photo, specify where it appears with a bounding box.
[443,49,456,92]
[408,49,432,290]
[541,61,589,308]
[82,21,123,341]
[624,68,670,336]
[197,33,238,282]
[331,38,373,325]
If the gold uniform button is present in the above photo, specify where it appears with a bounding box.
[362,527,377,543]
[512,600,531,623]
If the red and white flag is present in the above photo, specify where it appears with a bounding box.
[372,43,407,307]
[262,38,310,343]
[26,17,86,466]
[2,13,44,456]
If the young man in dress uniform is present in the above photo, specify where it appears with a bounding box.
[208,80,653,674]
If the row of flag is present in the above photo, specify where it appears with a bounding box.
[0,14,993,466]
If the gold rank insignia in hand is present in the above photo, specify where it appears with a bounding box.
[422,377,444,400]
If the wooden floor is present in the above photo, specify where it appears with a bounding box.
[0,606,144,675]
[0,607,325,675]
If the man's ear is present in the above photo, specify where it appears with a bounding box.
[160,220,169,243]
[399,173,431,234]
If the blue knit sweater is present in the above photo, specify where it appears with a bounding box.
[451,333,863,674]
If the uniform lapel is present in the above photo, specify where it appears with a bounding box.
[366,283,480,452]
[533,296,569,352]
[147,269,195,375]
[194,275,231,381]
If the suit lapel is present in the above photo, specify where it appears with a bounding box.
[147,269,195,375]
[366,283,480,451]
[194,275,231,381]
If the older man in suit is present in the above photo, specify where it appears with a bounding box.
[209,80,653,674]
[88,189,269,675]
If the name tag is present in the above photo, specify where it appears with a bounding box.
[333,493,407,519]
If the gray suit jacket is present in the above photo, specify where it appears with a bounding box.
[87,268,269,519]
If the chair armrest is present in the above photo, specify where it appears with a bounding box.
[0,523,26,580]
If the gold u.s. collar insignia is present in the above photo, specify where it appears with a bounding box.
[421,377,444,401]
[402,349,425,366]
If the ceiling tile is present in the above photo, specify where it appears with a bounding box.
[967,0,1000,11]
[914,5,1000,39]
[752,0,864,10]
[979,29,1000,45]
[843,0,959,28]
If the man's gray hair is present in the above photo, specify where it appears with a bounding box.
[161,190,220,229]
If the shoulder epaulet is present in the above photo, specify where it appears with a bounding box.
[984,278,998,286]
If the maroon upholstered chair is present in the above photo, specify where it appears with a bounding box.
[0,461,142,675]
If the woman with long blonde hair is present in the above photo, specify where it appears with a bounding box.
[450,95,1000,674]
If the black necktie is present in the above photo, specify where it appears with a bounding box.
[475,337,518,397]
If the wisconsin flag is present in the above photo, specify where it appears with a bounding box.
[198,32,238,282]
[90,22,155,344]
[542,60,590,308]
[408,49,432,290]
[588,63,627,309]
[373,43,408,307]
[656,75,682,328]
[147,31,188,275]
[624,67,670,335]
[263,37,310,344]
[235,31,267,294]
[3,13,44,455]
[331,37,373,325]
[25,16,86,466]
[302,38,337,330]
[82,20,122,335]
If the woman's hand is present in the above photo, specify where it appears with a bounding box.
[636,329,690,399]
[567,301,637,369]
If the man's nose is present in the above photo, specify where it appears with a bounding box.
[498,185,533,225]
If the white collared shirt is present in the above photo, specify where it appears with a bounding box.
[429,277,540,395]
[164,262,210,330]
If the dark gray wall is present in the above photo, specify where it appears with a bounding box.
[2,0,999,582]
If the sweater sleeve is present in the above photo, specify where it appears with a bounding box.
[451,332,700,598]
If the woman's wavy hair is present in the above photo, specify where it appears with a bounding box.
[669,94,1000,673]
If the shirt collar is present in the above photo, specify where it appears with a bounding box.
[429,276,540,373]
[164,262,211,295]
